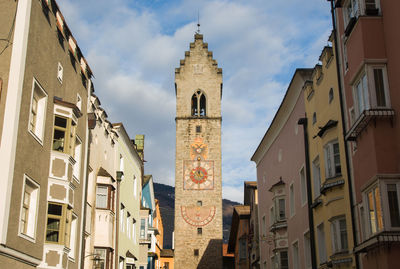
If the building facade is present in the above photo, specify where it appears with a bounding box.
[174,33,223,269]
[0,0,92,268]
[333,0,400,268]
[252,69,313,269]
[228,205,250,269]
[303,34,355,268]
[244,181,260,269]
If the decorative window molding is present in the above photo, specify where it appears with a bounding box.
[28,78,48,144]
[18,175,40,242]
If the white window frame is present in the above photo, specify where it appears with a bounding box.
[68,213,78,260]
[352,65,391,119]
[380,180,400,230]
[361,0,381,15]
[312,157,321,199]
[120,204,125,233]
[300,166,307,206]
[330,216,348,254]
[18,175,40,242]
[133,175,137,198]
[28,78,48,144]
[96,185,109,209]
[324,140,341,179]
[76,94,82,111]
[289,183,295,217]
[73,136,82,182]
[343,0,359,28]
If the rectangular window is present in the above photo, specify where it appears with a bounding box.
[96,186,108,209]
[354,73,369,117]
[120,204,125,232]
[344,0,359,27]
[132,222,136,242]
[197,227,202,235]
[330,217,348,253]
[300,167,307,205]
[366,186,383,234]
[127,212,131,238]
[133,176,137,197]
[119,154,124,172]
[387,184,400,227]
[57,62,63,83]
[304,232,312,268]
[140,218,146,238]
[94,248,107,269]
[317,223,327,264]
[29,79,47,142]
[279,250,288,269]
[46,203,66,244]
[69,214,78,259]
[324,140,341,178]
[73,137,82,181]
[290,184,295,217]
[292,242,299,269]
[269,207,274,225]
[312,157,321,198]
[19,176,39,239]
[52,116,76,154]
[278,198,285,220]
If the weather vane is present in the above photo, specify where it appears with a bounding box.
[196,10,200,34]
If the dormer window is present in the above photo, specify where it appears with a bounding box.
[191,90,206,117]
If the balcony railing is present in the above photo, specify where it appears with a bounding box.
[346,108,395,141]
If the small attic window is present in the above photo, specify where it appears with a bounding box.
[191,90,206,117]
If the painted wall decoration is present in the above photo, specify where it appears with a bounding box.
[190,137,208,161]
[181,205,216,227]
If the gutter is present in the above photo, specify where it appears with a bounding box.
[298,118,317,269]
[327,1,359,268]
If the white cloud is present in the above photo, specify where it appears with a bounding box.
[58,0,332,201]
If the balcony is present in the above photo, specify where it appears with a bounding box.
[355,231,400,253]
[269,220,287,233]
[346,108,395,141]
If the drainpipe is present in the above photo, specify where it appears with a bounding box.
[116,171,124,269]
[327,1,359,268]
[298,117,317,269]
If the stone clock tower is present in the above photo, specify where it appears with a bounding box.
[174,33,223,269]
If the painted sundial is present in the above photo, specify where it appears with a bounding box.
[181,205,216,227]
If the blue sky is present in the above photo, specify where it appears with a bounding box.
[58,0,332,202]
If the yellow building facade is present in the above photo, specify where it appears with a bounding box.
[303,34,355,268]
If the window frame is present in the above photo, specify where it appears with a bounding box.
[352,65,391,119]
[330,216,349,254]
[289,183,295,217]
[316,223,327,264]
[45,202,67,244]
[380,180,400,230]
[28,78,48,144]
[292,240,299,269]
[363,184,384,236]
[52,115,76,155]
[96,185,114,211]
[191,90,207,117]
[300,166,307,206]
[324,140,341,179]
[312,156,321,199]
[18,175,40,242]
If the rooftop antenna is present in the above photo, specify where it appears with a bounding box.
[196,10,200,34]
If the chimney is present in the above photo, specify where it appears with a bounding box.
[135,135,145,161]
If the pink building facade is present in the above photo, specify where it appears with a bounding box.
[333,0,400,268]
[252,69,313,269]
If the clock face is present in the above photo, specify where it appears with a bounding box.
[183,160,214,190]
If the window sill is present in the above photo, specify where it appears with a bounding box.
[28,130,44,146]
[346,108,395,141]
[18,232,36,243]
[269,220,287,232]
[311,198,323,209]
[320,176,345,195]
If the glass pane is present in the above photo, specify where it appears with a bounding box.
[375,187,383,230]
[387,184,400,227]
[374,69,386,107]
[46,218,60,242]
[53,129,65,151]
[279,199,285,219]
[339,219,348,250]
[55,116,67,128]
[368,191,377,233]
[48,204,63,216]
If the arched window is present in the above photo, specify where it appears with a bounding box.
[191,90,206,117]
